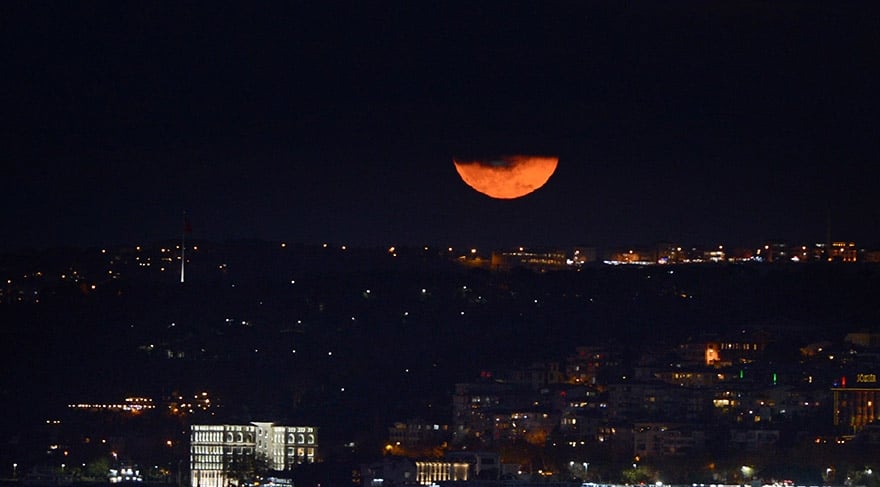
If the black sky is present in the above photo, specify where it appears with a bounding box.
[3,1,879,251]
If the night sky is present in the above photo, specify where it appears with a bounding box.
[3,1,879,252]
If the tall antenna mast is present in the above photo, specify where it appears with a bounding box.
[825,204,832,262]
[180,211,187,283]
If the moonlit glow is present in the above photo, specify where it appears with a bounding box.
[453,155,558,199]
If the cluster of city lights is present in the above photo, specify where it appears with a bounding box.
[68,397,155,413]
[169,392,215,415]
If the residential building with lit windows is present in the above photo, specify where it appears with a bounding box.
[489,248,568,271]
[505,361,565,390]
[558,385,604,435]
[829,241,858,262]
[607,380,712,423]
[566,347,606,385]
[677,336,767,367]
[653,368,728,388]
[655,242,685,264]
[190,422,317,487]
[559,408,603,441]
[387,420,450,450]
[604,248,657,264]
[758,242,789,263]
[490,408,557,444]
[452,365,571,448]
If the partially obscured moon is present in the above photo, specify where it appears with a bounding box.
[453,155,558,199]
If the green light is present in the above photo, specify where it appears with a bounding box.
[772,372,777,385]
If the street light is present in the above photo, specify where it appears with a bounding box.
[13,463,17,478]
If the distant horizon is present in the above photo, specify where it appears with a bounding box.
[3,234,878,256]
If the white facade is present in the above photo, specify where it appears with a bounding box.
[361,457,469,487]
[190,423,317,487]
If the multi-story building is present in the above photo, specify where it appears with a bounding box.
[444,451,501,480]
[758,242,789,263]
[832,371,880,435]
[504,362,565,390]
[655,243,685,264]
[190,422,317,487]
[607,380,710,423]
[490,248,568,272]
[633,422,707,458]
[678,337,767,367]
[452,373,553,445]
[559,408,603,441]
[829,241,858,262]
[566,347,605,385]
[558,383,607,443]
[360,457,470,487]
[604,248,657,264]
[387,420,450,450]
[490,408,557,444]
[653,368,729,388]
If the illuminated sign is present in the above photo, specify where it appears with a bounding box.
[856,373,877,383]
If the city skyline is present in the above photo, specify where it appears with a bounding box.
[2,237,880,485]
[3,2,879,252]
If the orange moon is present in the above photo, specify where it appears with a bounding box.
[453,155,558,199]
